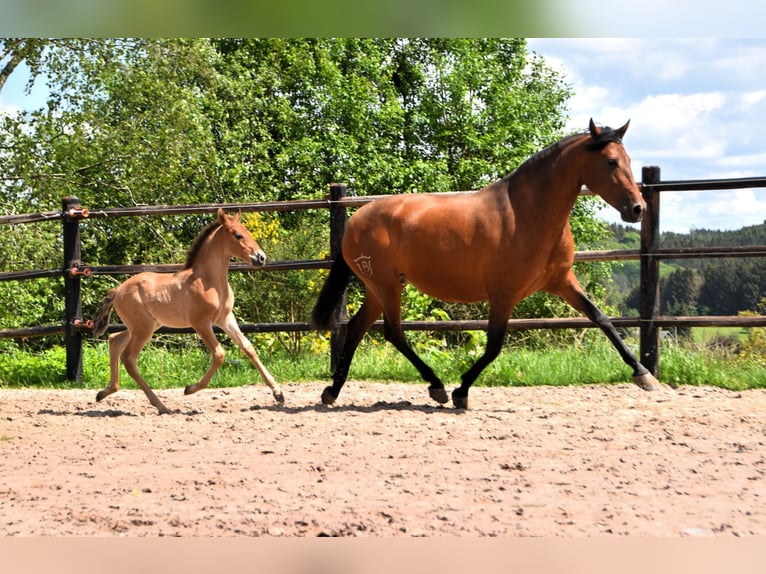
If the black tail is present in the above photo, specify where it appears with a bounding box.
[311,255,352,332]
[91,290,116,339]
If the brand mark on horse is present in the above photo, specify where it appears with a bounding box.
[353,254,373,277]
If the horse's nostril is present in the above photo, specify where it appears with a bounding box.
[251,251,267,266]
[633,203,644,216]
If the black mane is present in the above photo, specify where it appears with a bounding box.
[585,124,624,151]
[183,220,222,269]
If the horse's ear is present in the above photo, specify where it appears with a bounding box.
[615,119,630,140]
[234,211,242,222]
[216,207,226,223]
[588,118,600,137]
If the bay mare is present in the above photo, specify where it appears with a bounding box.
[91,208,284,414]
[312,119,661,408]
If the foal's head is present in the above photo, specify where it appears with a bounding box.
[215,208,267,267]
[581,118,646,223]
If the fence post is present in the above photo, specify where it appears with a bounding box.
[328,183,348,371]
[62,197,85,382]
[639,166,661,376]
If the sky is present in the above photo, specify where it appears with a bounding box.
[527,38,766,233]
[3,38,766,233]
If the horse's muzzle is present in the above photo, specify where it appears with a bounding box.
[621,201,645,223]
[250,251,267,267]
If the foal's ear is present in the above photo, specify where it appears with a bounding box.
[615,119,630,139]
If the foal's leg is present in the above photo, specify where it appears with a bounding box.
[184,324,226,396]
[380,295,447,404]
[217,312,284,404]
[95,329,130,403]
[119,326,171,414]
[322,295,383,405]
[551,273,662,391]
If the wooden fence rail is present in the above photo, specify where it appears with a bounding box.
[1,167,766,382]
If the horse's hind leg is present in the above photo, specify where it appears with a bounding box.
[120,328,171,414]
[96,329,130,404]
[218,312,284,404]
[322,296,383,405]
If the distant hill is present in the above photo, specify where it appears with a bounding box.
[594,222,766,317]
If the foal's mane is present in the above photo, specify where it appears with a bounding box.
[183,220,223,269]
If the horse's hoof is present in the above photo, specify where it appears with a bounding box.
[95,391,106,402]
[451,390,469,409]
[321,387,337,406]
[184,384,198,396]
[633,372,662,391]
[428,386,449,404]
[274,390,285,404]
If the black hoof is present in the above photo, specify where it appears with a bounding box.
[428,386,449,404]
[321,386,337,406]
[274,391,285,404]
[451,389,469,409]
[95,390,107,402]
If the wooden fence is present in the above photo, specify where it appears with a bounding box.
[2,166,766,383]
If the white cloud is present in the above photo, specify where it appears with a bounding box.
[529,38,766,231]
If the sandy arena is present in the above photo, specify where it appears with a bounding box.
[1,382,764,536]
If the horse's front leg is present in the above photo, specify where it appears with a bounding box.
[218,312,284,404]
[551,273,663,391]
[184,323,225,396]
[452,298,515,409]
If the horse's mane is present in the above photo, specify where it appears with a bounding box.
[585,124,625,150]
[503,125,623,182]
[183,220,222,269]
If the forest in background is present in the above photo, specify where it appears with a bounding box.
[603,221,766,318]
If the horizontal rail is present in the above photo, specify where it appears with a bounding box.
[644,176,766,192]
[4,175,766,226]
[6,244,763,283]
[6,314,765,341]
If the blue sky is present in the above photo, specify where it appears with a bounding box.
[527,38,766,233]
[3,38,766,233]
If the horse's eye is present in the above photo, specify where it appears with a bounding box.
[234,233,244,240]
[607,158,618,168]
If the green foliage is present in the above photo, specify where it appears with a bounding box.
[1,37,590,358]
[738,298,766,366]
[3,335,764,392]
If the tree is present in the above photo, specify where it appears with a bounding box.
[1,38,590,350]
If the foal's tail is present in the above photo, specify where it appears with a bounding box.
[311,255,352,333]
[91,290,116,339]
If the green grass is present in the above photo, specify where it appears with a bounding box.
[1,330,765,392]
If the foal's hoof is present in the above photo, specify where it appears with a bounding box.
[321,386,337,406]
[451,390,469,410]
[633,372,662,391]
[428,386,449,404]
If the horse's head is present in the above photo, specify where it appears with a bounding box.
[217,208,267,267]
[582,118,645,223]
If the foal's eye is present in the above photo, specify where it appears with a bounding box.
[234,233,244,240]
[607,158,618,168]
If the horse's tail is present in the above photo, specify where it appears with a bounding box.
[311,255,352,333]
[91,290,116,339]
